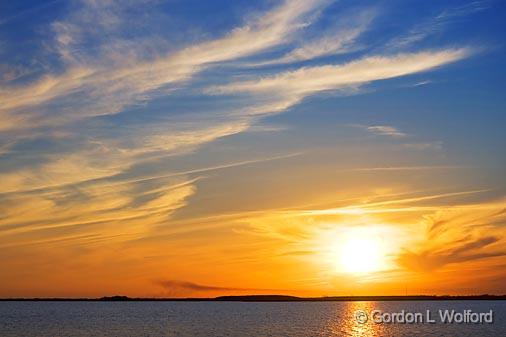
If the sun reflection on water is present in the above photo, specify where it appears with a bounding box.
[326,301,386,337]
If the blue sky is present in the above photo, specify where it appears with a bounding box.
[0,0,505,297]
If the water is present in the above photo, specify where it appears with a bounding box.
[1,301,505,336]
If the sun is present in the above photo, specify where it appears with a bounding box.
[331,228,387,274]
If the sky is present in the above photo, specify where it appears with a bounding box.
[0,0,505,298]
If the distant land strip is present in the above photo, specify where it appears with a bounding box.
[2,295,506,301]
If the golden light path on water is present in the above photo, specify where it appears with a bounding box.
[328,302,385,336]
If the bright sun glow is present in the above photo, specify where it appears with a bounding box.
[338,236,382,274]
[330,228,387,274]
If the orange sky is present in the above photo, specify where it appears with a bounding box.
[2,175,505,297]
[1,0,506,298]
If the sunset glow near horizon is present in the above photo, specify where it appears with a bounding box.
[0,0,505,298]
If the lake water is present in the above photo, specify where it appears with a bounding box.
[1,301,505,336]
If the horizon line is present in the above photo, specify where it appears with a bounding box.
[2,294,506,302]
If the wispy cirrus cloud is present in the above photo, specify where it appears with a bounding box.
[233,190,506,288]
[0,1,332,264]
[0,0,62,26]
[348,165,463,172]
[251,8,376,66]
[0,0,477,246]
[0,151,300,250]
[208,49,471,119]
[366,125,407,137]
[385,0,490,50]
[0,0,498,297]
[398,202,506,272]
[0,0,327,131]
[349,124,408,138]
[0,0,328,242]
[211,49,469,95]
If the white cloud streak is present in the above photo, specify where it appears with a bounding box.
[209,49,470,117]
[0,0,327,130]
[366,125,407,138]
[385,1,489,50]
[252,8,376,66]
[0,0,478,254]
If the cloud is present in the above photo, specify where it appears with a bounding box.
[349,124,408,138]
[209,49,470,117]
[403,142,443,151]
[0,0,495,297]
[0,1,473,192]
[0,0,326,131]
[386,1,490,50]
[156,280,286,297]
[0,175,196,242]
[0,0,62,26]
[0,0,328,242]
[410,80,433,87]
[251,8,376,66]
[349,165,463,172]
[436,1,491,20]
[398,202,506,272]
[0,152,298,252]
[398,237,506,273]
[366,125,407,137]
[158,280,253,292]
[0,63,35,83]
[233,189,493,242]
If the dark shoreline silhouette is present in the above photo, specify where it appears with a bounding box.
[1,295,506,302]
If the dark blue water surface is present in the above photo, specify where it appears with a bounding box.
[1,301,505,336]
